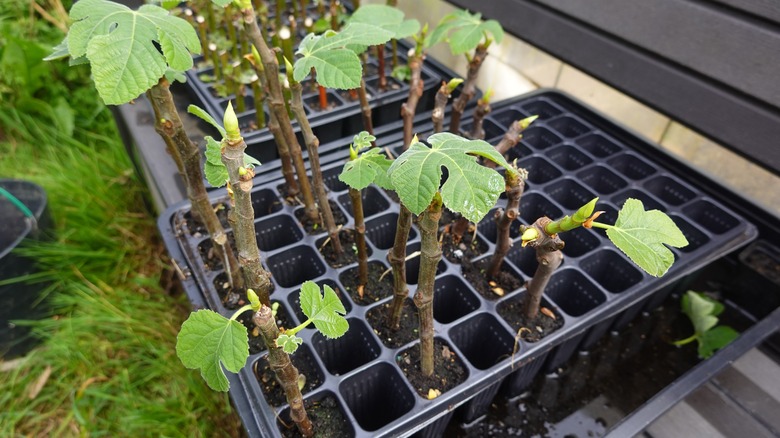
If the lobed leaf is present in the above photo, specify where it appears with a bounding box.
[348,4,420,41]
[299,281,348,339]
[387,133,511,223]
[176,310,249,392]
[64,0,200,104]
[340,148,393,190]
[699,326,739,358]
[276,333,304,354]
[427,9,503,54]
[188,104,227,139]
[605,198,688,277]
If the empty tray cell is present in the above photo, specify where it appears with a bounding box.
[560,227,600,258]
[545,178,598,210]
[489,108,528,130]
[450,313,514,370]
[507,243,539,278]
[612,189,664,212]
[504,141,534,162]
[546,144,593,171]
[576,133,621,158]
[313,318,380,376]
[253,344,324,407]
[682,199,740,235]
[250,188,284,218]
[545,269,606,317]
[607,153,656,180]
[288,279,352,326]
[338,186,390,219]
[366,212,418,250]
[478,207,523,242]
[644,175,696,206]
[521,99,562,120]
[340,363,415,432]
[519,192,563,225]
[520,126,562,151]
[267,245,326,287]
[321,165,348,192]
[518,156,562,184]
[580,249,643,293]
[471,118,507,139]
[577,165,627,195]
[434,275,481,323]
[406,241,446,285]
[670,214,710,252]
[255,214,302,252]
[548,116,590,138]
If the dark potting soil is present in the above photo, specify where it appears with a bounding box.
[277,183,303,206]
[214,271,276,310]
[295,200,347,235]
[397,339,468,399]
[497,295,565,343]
[441,223,488,264]
[340,262,394,305]
[279,395,352,438]
[462,256,524,301]
[319,229,372,269]
[365,298,419,348]
[198,232,238,271]
[253,349,324,408]
[180,203,230,236]
[236,302,292,355]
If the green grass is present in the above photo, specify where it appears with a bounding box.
[0,2,242,436]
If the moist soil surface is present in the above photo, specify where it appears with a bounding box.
[214,271,276,310]
[497,296,565,342]
[461,257,524,301]
[397,339,468,399]
[341,262,394,305]
[440,223,488,264]
[319,229,371,269]
[180,203,230,237]
[279,395,352,438]
[294,200,347,235]
[254,350,324,408]
[366,298,419,349]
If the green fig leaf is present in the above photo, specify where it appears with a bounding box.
[276,333,304,354]
[340,148,393,191]
[299,281,348,339]
[427,9,503,54]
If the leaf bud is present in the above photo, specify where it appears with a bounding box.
[224,101,241,141]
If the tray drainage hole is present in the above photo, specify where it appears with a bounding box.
[277,392,354,438]
[434,275,481,323]
[682,199,740,235]
[520,126,562,151]
[450,313,515,370]
[518,156,562,184]
[255,214,303,252]
[545,178,598,210]
[253,344,324,407]
[267,245,326,288]
[478,207,524,243]
[607,153,656,180]
[314,318,380,376]
[547,144,593,171]
[406,241,446,285]
[577,165,627,195]
[670,214,710,252]
[576,133,622,158]
[521,99,563,120]
[560,227,601,258]
[612,189,664,212]
[580,249,643,293]
[545,268,606,317]
[339,363,415,432]
[644,175,696,206]
[519,192,563,225]
[289,279,352,326]
[337,185,390,219]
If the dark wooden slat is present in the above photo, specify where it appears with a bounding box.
[710,0,780,24]
[686,383,776,438]
[448,0,780,175]
[712,365,780,434]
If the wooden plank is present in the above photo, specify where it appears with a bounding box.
[712,366,780,434]
[709,0,780,24]
[686,383,776,438]
[643,400,726,438]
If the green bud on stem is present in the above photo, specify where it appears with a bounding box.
[224,101,241,141]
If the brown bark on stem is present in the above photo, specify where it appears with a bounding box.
[221,136,273,306]
[377,45,387,91]
[253,306,312,437]
[387,204,412,329]
[349,188,368,285]
[450,216,470,246]
[241,7,319,223]
[358,78,375,138]
[488,170,525,278]
[469,98,491,140]
[414,195,443,377]
[486,119,526,169]
[290,81,344,254]
[431,81,452,134]
[449,44,488,134]
[401,54,424,149]
[522,217,564,320]
[146,79,243,291]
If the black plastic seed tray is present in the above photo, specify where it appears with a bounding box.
[158,90,757,437]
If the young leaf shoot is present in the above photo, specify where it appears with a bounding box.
[674,291,739,358]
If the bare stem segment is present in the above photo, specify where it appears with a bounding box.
[432,81,452,134]
[414,195,443,377]
[522,217,564,320]
[449,44,488,134]
[349,188,369,285]
[146,78,243,291]
[358,78,375,138]
[401,53,424,149]
[253,306,312,437]
[387,205,413,329]
[469,96,491,139]
[488,167,525,278]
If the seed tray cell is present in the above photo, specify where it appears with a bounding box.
[159,90,757,437]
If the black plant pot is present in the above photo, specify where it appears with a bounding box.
[158,90,767,437]
[0,179,52,358]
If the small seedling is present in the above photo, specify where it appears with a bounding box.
[674,291,738,358]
